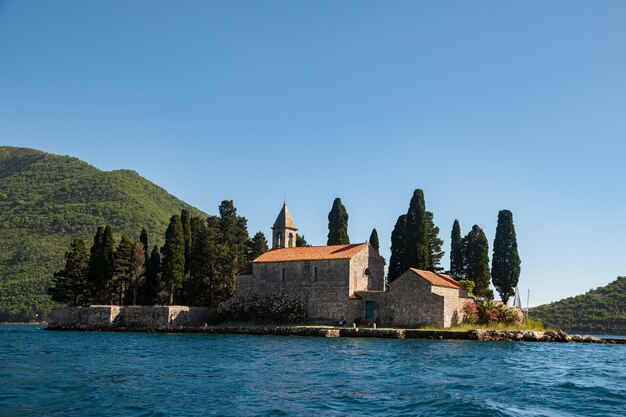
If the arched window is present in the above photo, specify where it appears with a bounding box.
[364,267,371,276]
[288,233,294,248]
[276,232,283,247]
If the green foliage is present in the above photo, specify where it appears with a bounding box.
[491,210,521,304]
[249,231,269,261]
[128,241,146,305]
[180,209,192,275]
[113,234,134,305]
[426,211,444,272]
[458,280,475,297]
[463,225,491,298]
[369,228,380,252]
[0,146,205,319]
[531,277,626,335]
[218,201,251,299]
[161,215,185,305]
[296,234,309,247]
[404,189,430,271]
[144,245,162,305]
[48,239,89,306]
[218,291,307,323]
[388,215,407,283]
[327,198,350,245]
[139,228,149,259]
[449,219,464,280]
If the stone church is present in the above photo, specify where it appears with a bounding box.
[236,203,469,328]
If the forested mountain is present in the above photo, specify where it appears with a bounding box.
[531,277,626,335]
[0,146,206,320]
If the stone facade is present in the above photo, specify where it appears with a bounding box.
[48,306,209,330]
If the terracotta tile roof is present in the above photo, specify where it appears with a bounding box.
[409,269,464,289]
[253,243,368,263]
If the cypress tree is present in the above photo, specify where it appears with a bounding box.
[187,217,211,306]
[86,226,105,301]
[114,235,134,305]
[404,189,430,271]
[181,209,192,275]
[426,211,445,272]
[139,228,149,259]
[218,201,250,298]
[129,241,146,305]
[463,225,491,298]
[101,225,116,302]
[161,215,185,305]
[205,215,225,306]
[388,215,407,282]
[144,245,162,305]
[249,231,269,260]
[296,234,310,247]
[48,238,90,306]
[491,210,521,304]
[449,220,464,279]
[327,198,350,245]
[369,228,380,252]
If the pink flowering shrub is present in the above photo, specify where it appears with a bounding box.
[462,300,478,324]
[477,300,501,325]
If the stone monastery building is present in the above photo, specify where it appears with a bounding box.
[236,203,470,328]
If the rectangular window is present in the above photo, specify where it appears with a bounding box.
[282,268,285,282]
[314,266,318,282]
[365,301,375,319]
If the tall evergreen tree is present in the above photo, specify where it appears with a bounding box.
[101,225,116,302]
[129,241,146,305]
[144,245,162,305]
[296,234,310,247]
[187,217,212,306]
[113,234,134,305]
[463,225,491,298]
[180,209,192,275]
[48,239,90,306]
[388,215,407,282]
[426,211,445,272]
[161,215,185,305]
[139,228,149,259]
[369,228,380,252]
[205,215,227,306]
[87,225,115,303]
[449,219,464,280]
[249,231,269,261]
[403,189,430,271]
[86,226,104,301]
[218,201,250,299]
[491,210,521,304]
[327,198,350,245]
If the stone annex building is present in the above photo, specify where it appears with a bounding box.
[236,204,470,328]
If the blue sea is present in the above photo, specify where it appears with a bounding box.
[1,325,624,416]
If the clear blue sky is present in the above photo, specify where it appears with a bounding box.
[1,1,625,306]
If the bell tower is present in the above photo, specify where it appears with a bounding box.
[272,203,297,249]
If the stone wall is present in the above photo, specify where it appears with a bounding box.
[349,245,385,293]
[48,306,209,330]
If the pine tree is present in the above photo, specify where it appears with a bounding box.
[161,215,185,305]
[144,245,162,305]
[369,228,380,252]
[114,235,134,305]
[296,234,310,247]
[139,228,149,259]
[449,219,464,280]
[491,210,521,304]
[388,215,407,282]
[404,189,430,271]
[249,232,269,260]
[426,211,444,272]
[86,225,105,301]
[48,239,90,306]
[327,198,350,245]
[129,241,146,305]
[463,225,491,298]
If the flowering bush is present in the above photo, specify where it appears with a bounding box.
[477,300,501,324]
[218,291,307,323]
[462,300,478,324]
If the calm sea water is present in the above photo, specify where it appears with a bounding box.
[1,325,625,417]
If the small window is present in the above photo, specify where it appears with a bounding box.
[282,268,285,282]
[364,267,371,276]
[288,233,294,248]
[276,232,283,247]
[314,266,318,282]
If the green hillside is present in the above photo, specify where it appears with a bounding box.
[0,146,206,320]
[531,277,626,335]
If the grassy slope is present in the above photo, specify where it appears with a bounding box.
[0,146,206,319]
[531,277,626,335]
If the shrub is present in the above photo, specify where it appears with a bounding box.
[498,305,525,325]
[458,280,475,297]
[218,291,307,323]
[477,300,500,324]
[462,300,478,324]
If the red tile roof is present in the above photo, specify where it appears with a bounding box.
[253,243,368,263]
[409,269,464,289]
